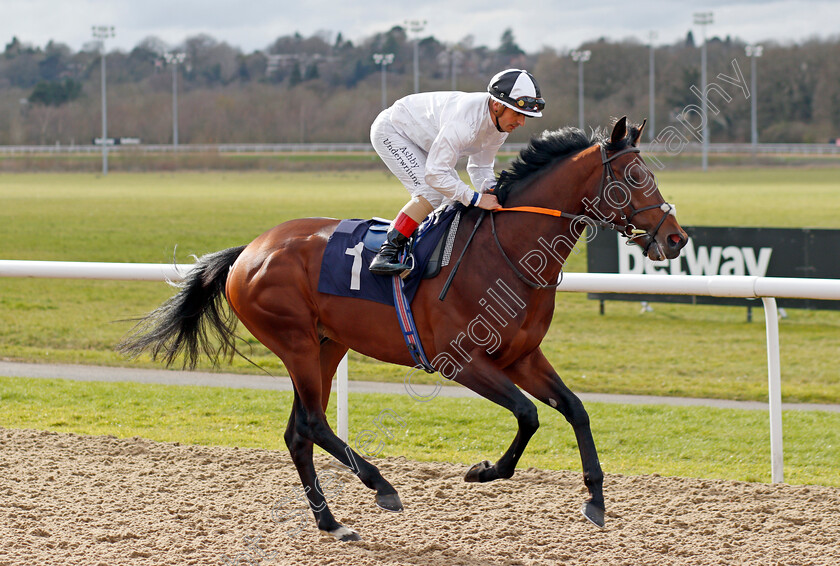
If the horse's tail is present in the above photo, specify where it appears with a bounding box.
[117,245,247,369]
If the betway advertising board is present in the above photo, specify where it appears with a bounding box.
[586,226,840,310]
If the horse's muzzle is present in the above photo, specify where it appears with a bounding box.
[644,230,687,261]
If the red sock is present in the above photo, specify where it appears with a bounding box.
[393,213,419,238]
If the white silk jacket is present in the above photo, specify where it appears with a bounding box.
[388,91,508,206]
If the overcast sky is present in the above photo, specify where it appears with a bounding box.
[3,0,838,55]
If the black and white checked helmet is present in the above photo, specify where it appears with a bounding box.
[487,69,545,118]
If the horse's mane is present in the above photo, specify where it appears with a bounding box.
[494,121,642,205]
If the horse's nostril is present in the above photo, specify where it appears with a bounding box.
[668,233,684,247]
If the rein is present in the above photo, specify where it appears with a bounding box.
[438,210,486,301]
[494,205,634,234]
[490,211,563,289]
[489,145,675,290]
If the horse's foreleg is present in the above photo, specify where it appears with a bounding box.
[512,350,605,528]
[454,366,540,482]
[558,386,605,528]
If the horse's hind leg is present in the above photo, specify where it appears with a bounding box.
[283,391,359,541]
[290,354,403,507]
[249,323,403,533]
[292,355,403,506]
[318,338,348,412]
[511,349,605,528]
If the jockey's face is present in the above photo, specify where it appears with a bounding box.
[490,100,527,133]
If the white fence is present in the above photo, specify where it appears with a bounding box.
[2,259,839,483]
[0,260,186,281]
[555,273,840,484]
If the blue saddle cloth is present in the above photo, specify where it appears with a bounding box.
[318,204,462,306]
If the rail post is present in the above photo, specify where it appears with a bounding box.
[762,297,784,483]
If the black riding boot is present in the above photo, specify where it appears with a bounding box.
[369,229,411,276]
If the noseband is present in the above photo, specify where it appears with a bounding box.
[489,144,676,290]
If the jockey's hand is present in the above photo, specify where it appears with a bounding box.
[477,194,502,210]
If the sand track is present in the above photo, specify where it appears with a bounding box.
[1,427,838,565]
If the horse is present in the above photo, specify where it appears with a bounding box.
[118,116,687,542]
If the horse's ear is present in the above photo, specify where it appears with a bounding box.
[633,119,647,147]
[610,116,627,145]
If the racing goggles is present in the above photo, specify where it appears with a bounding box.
[514,96,545,113]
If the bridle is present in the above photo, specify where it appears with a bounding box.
[596,145,675,253]
[489,144,676,290]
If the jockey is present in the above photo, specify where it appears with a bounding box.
[368,68,545,276]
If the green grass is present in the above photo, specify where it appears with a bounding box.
[0,151,386,173]
[1,376,837,487]
[2,149,838,173]
[0,171,408,262]
[653,168,840,228]
[1,169,839,404]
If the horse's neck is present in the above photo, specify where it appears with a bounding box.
[496,145,602,279]
[505,145,601,214]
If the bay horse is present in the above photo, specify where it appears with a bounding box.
[119,117,687,541]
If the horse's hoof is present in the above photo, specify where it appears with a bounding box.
[326,525,361,542]
[375,492,404,512]
[581,501,605,528]
[464,460,498,483]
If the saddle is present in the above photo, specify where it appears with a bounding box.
[317,205,463,306]
[362,212,460,280]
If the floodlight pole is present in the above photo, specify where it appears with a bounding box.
[405,19,426,93]
[450,49,463,91]
[92,25,115,176]
[570,50,591,132]
[372,53,394,110]
[164,52,187,147]
[746,44,763,153]
[648,31,658,142]
[694,12,713,172]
